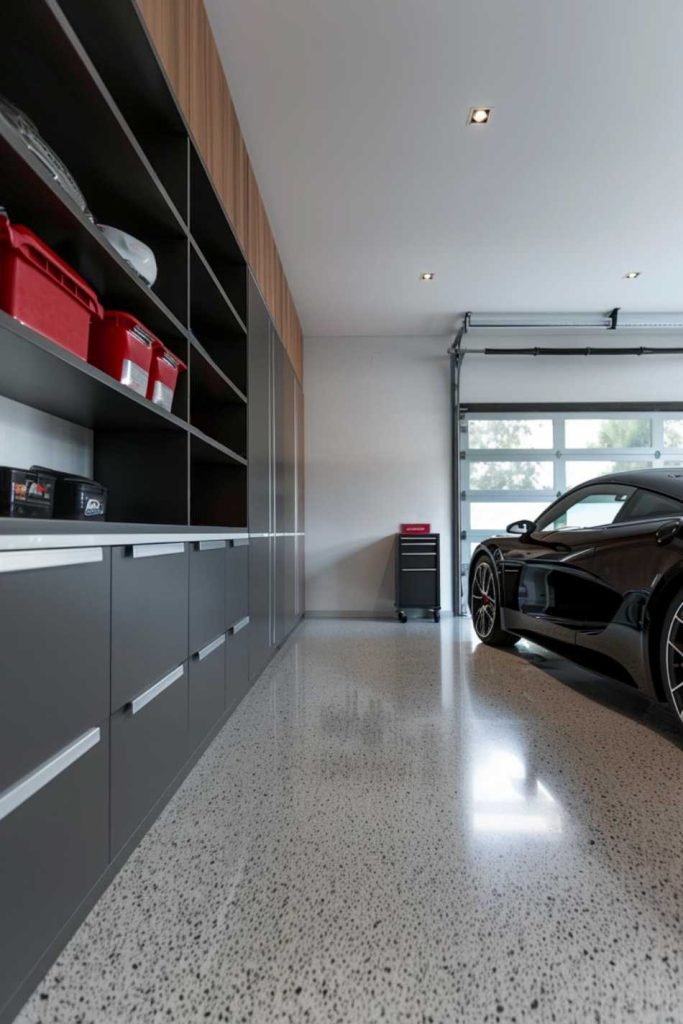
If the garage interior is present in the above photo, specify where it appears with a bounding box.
[1,2,682,1023]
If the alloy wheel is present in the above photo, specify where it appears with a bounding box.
[472,560,497,639]
[664,601,683,722]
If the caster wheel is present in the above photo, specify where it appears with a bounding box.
[398,611,408,623]
[434,610,440,623]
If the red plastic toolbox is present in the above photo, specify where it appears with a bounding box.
[401,523,431,534]
[89,310,156,396]
[147,340,186,412]
[0,216,101,359]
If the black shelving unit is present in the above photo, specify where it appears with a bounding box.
[0,0,249,528]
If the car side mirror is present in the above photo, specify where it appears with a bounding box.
[507,519,537,536]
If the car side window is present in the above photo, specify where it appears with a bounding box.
[537,486,634,532]
[619,488,683,522]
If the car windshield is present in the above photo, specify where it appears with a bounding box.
[536,486,634,531]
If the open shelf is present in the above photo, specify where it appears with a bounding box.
[0,125,188,347]
[189,428,247,468]
[95,430,189,525]
[190,345,247,458]
[0,0,249,533]
[0,311,188,434]
[190,242,246,338]
[58,0,190,221]
[189,148,247,324]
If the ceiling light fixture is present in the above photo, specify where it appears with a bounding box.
[468,107,492,125]
[624,271,641,279]
[420,272,435,281]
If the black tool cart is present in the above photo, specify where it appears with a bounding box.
[395,533,441,622]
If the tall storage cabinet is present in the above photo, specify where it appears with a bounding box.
[248,275,304,678]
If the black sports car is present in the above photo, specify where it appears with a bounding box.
[468,468,683,732]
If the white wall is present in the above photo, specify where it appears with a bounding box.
[460,330,683,403]
[304,335,452,615]
[0,397,93,477]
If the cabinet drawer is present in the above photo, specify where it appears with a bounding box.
[189,634,226,747]
[190,541,226,654]
[0,723,108,1006]
[0,547,110,791]
[110,662,188,855]
[226,618,251,715]
[399,553,437,569]
[398,568,439,607]
[111,543,189,711]
[225,538,249,628]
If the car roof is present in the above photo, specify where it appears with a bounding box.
[577,467,683,500]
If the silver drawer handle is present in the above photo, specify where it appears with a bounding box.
[131,664,185,715]
[230,538,250,547]
[230,616,250,634]
[197,540,226,551]
[0,727,100,824]
[195,633,226,661]
[130,542,185,559]
[0,548,103,574]
[402,553,436,557]
[401,568,437,572]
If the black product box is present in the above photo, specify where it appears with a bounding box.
[31,466,107,521]
[0,466,55,518]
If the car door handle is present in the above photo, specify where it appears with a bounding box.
[656,521,681,546]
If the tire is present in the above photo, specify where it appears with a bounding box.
[469,555,518,647]
[659,588,683,729]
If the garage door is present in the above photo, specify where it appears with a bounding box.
[459,410,683,604]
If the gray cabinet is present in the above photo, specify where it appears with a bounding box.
[0,548,110,792]
[226,619,250,714]
[0,722,108,1009]
[189,541,226,654]
[189,635,226,748]
[248,535,272,681]
[110,661,188,855]
[111,543,189,711]
[225,539,249,628]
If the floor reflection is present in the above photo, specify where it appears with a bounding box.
[470,740,563,836]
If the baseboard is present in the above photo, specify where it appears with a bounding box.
[304,610,453,621]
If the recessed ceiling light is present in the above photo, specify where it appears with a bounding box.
[420,272,435,281]
[624,271,641,279]
[468,107,492,125]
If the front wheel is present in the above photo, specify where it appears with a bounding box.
[659,588,683,729]
[470,555,518,647]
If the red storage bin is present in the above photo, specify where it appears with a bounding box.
[89,310,156,396]
[147,340,186,412]
[0,216,102,358]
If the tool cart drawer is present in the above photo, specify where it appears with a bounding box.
[226,617,251,715]
[225,538,249,629]
[0,723,109,1006]
[0,547,110,792]
[110,661,188,856]
[398,567,439,607]
[111,542,189,711]
[189,633,226,748]
[189,540,226,655]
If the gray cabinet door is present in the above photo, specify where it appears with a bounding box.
[226,621,250,715]
[189,542,226,655]
[110,662,188,855]
[248,535,272,681]
[248,273,271,535]
[189,636,226,748]
[225,540,249,628]
[0,548,110,792]
[0,722,108,1015]
[111,543,189,711]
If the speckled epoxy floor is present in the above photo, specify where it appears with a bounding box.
[15,618,683,1024]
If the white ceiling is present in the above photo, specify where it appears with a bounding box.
[205,0,683,338]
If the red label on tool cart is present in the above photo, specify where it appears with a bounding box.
[401,523,431,534]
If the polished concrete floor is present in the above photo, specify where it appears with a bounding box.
[17,618,683,1024]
